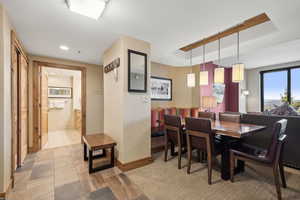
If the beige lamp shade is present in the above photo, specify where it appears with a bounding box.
[214,68,224,84]
[187,73,195,88]
[232,63,245,82]
[201,96,217,109]
[199,71,208,86]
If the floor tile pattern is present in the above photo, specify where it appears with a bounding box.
[7,144,148,200]
[43,129,81,149]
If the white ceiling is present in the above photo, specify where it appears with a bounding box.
[1,0,300,69]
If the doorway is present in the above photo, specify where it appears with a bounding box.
[42,67,82,149]
[32,61,86,151]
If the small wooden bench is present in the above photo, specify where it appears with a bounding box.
[82,133,116,173]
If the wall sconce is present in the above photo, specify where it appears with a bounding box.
[241,89,249,96]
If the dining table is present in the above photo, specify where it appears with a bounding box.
[183,119,266,180]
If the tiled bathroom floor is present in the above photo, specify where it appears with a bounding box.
[43,129,81,149]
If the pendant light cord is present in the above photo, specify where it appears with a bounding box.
[203,45,205,70]
[218,37,221,67]
[237,31,240,63]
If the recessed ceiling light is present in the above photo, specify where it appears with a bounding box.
[60,45,69,51]
[66,0,108,20]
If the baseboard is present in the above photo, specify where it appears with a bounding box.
[117,157,153,172]
[0,192,5,198]
[28,146,36,153]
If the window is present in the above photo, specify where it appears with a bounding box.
[261,66,300,113]
[291,68,300,112]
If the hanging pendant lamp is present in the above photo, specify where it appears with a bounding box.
[232,31,245,82]
[199,45,208,86]
[187,50,195,88]
[214,37,224,84]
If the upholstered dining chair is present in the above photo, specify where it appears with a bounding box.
[185,117,222,185]
[219,112,241,123]
[198,111,216,120]
[230,119,288,200]
[164,114,186,169]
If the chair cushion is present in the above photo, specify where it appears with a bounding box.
[151,130,165,138]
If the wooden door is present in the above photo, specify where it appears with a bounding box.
[40,70,48,148]
[19,54,28,164]
[11,47,18,169]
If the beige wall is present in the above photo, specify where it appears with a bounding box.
[103,38,125,162]
[47,75,75,131]
[0,4,13,193]
[28,55,104,147]
[151,62,200,109]
[103,36,151,164]
[246,60,300,112]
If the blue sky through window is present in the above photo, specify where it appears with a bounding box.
[263,71,287,100]
[291,68,300,101]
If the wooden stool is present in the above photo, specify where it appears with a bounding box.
[83,133,116,173]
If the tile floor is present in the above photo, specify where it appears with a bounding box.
[7,144,148,200]
[43,129,81,149]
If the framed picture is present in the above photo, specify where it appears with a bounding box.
[48,87,72,98]
[151,76,172,101]
[212,84,225,104]
[128,49,147,93]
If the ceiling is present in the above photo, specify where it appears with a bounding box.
[1,0,300,69]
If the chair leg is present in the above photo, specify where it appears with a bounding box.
[273,166,282,200]
[207,156,212,185]
[187,135,192,174]
[178,145,182,169]
[279,160,287,188]
[230,152,235,183]
[164,137,168,162]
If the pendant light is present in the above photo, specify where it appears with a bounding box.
[232,31,245,82]
[214,37,224,84]
[187,50,195,88]
[199,45,208,86]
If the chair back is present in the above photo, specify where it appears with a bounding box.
[219,112,240,123]
[266,119,288,162]
[198,111,216,120]
[185,117,215,154]
[164,115,182,134]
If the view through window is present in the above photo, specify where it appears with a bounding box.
[261,66,300,113]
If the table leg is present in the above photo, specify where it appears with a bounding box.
[84,143,88,161]
[103,149,107,157]
[221,137,231,180]
[89,150,93,174]
[111,146,115,166]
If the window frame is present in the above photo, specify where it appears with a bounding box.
[260,65,300,111]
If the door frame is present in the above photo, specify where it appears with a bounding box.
[10,30,29,187]
[32,61,87,151]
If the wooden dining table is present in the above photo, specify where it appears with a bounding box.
[211,120,266,180]
[183,119,266,180]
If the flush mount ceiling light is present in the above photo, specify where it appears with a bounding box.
[60,45,69,51]
[66,0,108,20]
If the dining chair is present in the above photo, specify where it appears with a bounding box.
[230,119,288,200]
[164,114,186,169]
[198,111,216,120]
[185,117,222,184]
[219,112,241,123]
